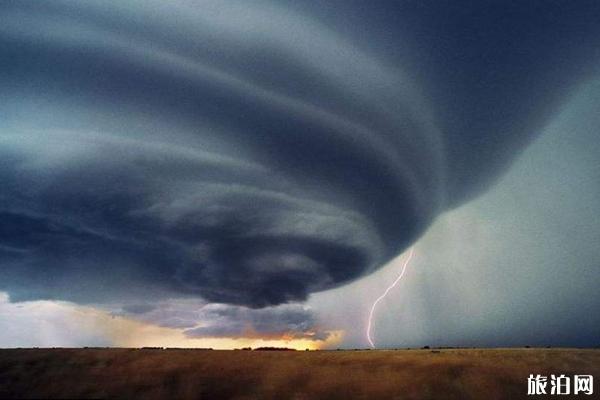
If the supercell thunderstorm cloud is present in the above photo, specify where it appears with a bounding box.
[1,0,599,311]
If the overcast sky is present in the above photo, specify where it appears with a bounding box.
[311,79,600,348]
[1,1,599,349]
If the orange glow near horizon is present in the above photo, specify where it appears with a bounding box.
[108,321,344,350]
[0,292,344,350]
[74,301,344,350]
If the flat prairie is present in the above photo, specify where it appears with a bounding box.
[0,348,598,399]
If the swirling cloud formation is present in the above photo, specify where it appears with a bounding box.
[1,1,599,307]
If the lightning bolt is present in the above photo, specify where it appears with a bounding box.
[366,247,414,349]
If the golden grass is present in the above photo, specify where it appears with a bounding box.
[0,348,598,399]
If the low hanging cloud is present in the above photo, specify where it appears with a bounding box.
[185,304,328,340]
[1,1,599,308]
[0,292,332,348]
[114,300,329,341]
[113,299,206,330]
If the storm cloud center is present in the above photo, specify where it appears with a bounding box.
[1,0,599,308]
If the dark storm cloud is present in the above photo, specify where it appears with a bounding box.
[114,300,327,340]
[185,303,329,340]
[113,299,206,329]
[1,1,599,307]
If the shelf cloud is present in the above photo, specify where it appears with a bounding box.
[1,1,599,308]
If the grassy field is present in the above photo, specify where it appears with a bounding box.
[0,348,598,399]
